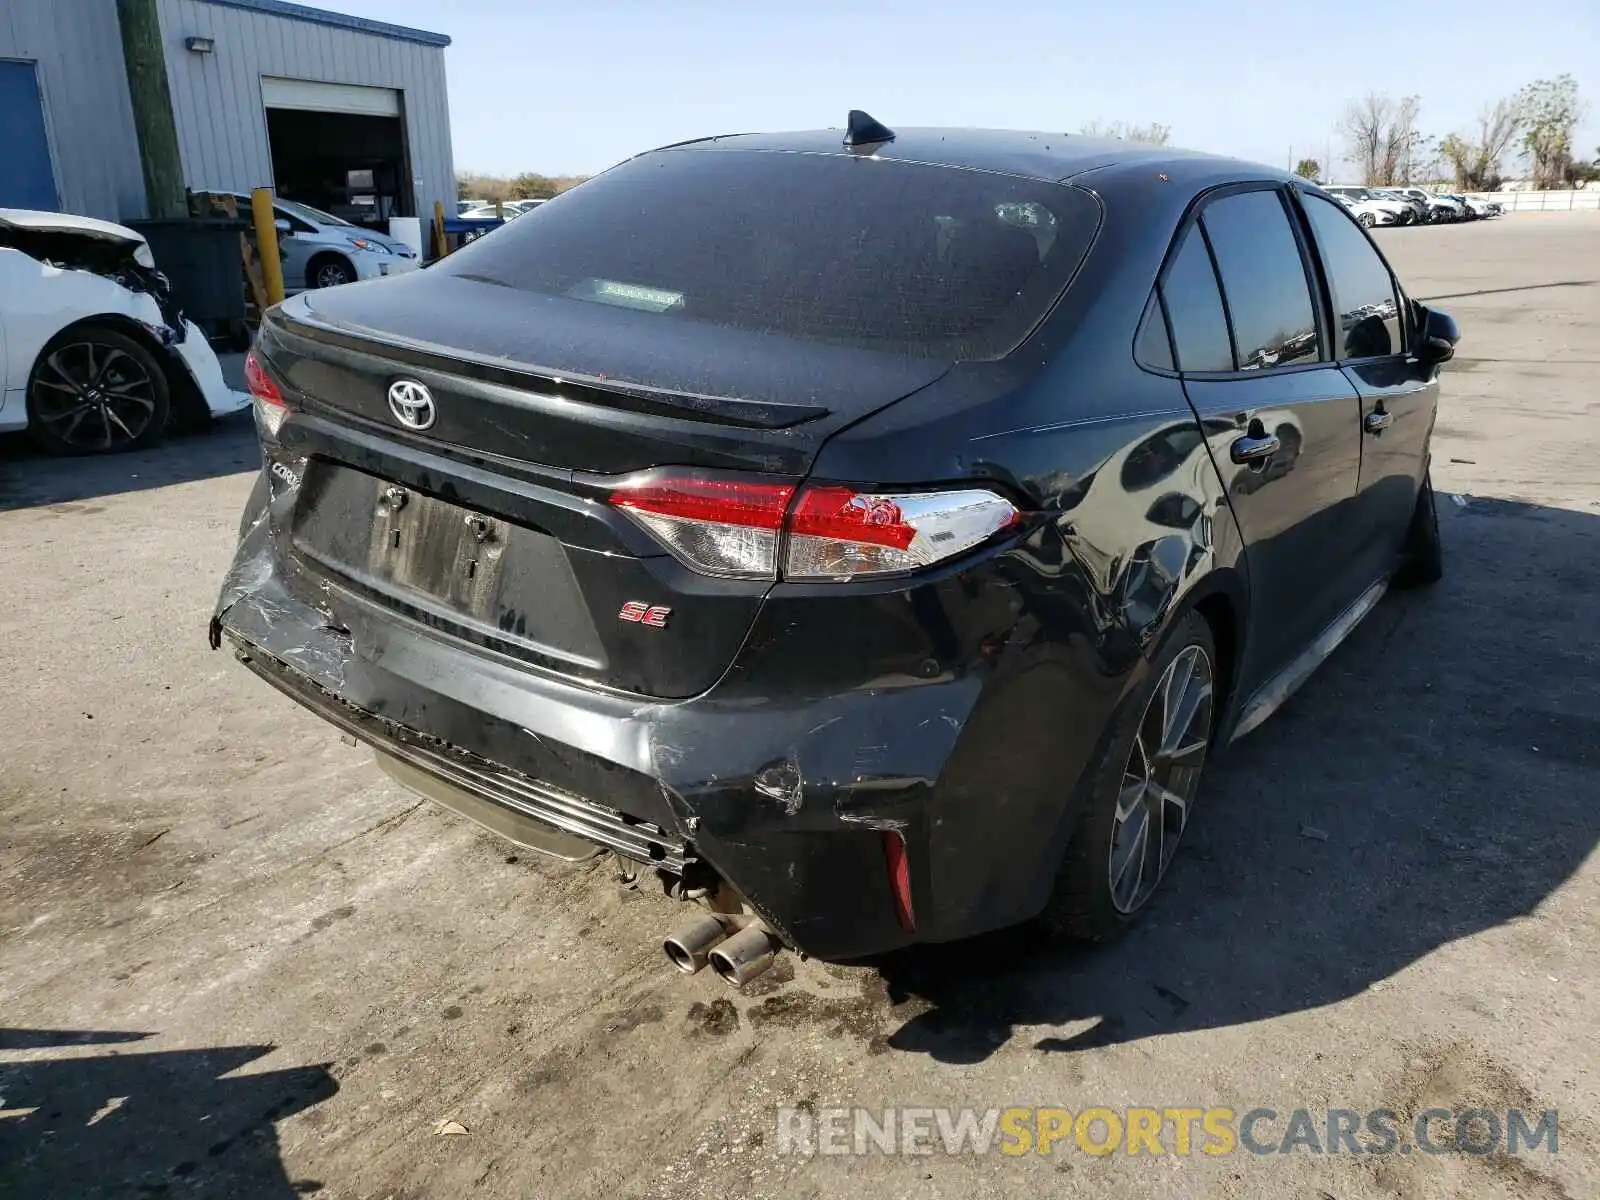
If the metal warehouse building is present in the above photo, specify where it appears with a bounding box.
[1,0,454,228]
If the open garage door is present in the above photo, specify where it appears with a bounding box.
[261,77,411,231]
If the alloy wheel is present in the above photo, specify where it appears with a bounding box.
[1108,644,1214,914]
[30,340,159,452]
[315,261,354,288]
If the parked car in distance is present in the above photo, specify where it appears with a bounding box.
[0,208,249,453]
[1324,185,1414,225]
[230,194,420,291]
[1441,193,1495,219]
[457,198,488,215]
[1393,187,1459,223]
[1330,191,1401,228]
[1326,185,1410,226]
[1426,192,1471,221]
[216,117,1457,983]
[460,200,546,220]
[1371,188,1430,223]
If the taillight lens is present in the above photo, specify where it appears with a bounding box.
[610,477,795,579]
[244,350,289,437]
[611,473,1019,582]
[883,830,916,931]
[786,486,1019,581]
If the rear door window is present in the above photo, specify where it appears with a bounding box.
[1201,190,1321,370]
[1160,225,1234,373]
[1135,295,1174,371]
[436,149,1100,360]
[1302,193,1404,358]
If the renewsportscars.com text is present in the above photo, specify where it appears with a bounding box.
[775,1105,1559,1158]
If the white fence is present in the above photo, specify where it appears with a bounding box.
[1459,189,1600,212]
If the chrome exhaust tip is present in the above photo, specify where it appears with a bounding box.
[662,913,730,974]
[707,924,779,987]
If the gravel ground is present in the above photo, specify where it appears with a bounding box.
[1,213,1596,1200]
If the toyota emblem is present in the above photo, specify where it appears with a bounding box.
[387,380,435,430]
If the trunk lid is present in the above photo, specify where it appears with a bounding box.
[272,275,952,474]
[256,281,951,699]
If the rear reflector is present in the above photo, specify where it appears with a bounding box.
[883,831,915,931]
[611,473,1019,582]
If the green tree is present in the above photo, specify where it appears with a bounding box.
[1294,158,1321,181]
[1519,75,1585,189]
[1437,97,1522,191]
[509,172,560,200]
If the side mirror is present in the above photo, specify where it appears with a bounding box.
[274,218,293,237]
[1416,305,1459,365]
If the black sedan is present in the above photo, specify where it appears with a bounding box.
[213,114,1457,985]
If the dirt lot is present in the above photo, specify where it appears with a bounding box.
[2,214,1597,1200]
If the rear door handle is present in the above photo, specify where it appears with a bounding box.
[1364,409,1393,434]
[1229,433,1281,464]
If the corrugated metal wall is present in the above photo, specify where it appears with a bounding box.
[155,0,454,224]
[0,1,147,219]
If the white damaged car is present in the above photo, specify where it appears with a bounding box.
[0,208,249,454]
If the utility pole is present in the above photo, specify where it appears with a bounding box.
[117,0,186,218]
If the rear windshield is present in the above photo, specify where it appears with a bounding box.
[437,149,1099,359]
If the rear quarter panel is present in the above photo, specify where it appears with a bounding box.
[802,166,1254,935]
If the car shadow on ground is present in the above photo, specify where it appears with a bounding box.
[0,1028,336,1197]
[0,412,259,512]
[875,495,1600,1063]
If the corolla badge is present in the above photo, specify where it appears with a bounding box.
[387,379,435,430]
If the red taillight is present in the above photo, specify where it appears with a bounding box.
[611,472,1020,582]
[244,350,290,437]
[789,486,916,551]
[611,478,793,530]
[883,831,915,931]
[243,350,285,407]
[784,485,1019,581]
[609,477,795,579]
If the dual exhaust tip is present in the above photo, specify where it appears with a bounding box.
[663,913,778,986]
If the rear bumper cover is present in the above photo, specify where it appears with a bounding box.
[213,493,1115,961]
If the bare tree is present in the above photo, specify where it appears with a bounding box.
[1337,93,1426,186]
[1079,120,1171,146]
[1439,97,1524,190]
[1383,96,1424,184]
[1338,94,1389,185]
[1520,75,1585,189]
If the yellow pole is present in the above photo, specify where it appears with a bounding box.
[433,200,448,259]
[250,187,285,305]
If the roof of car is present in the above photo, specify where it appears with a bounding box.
[651,126,1295,188]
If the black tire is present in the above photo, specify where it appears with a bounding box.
[307,254,355,289]
[1394,470,1443,587]
[26,325,170,456]
[1039,610,1217,942]
[1358,212,1376,229]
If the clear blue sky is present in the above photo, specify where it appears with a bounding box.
[334,0,1597,179]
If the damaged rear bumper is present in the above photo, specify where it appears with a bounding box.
[214,483,1109,961]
